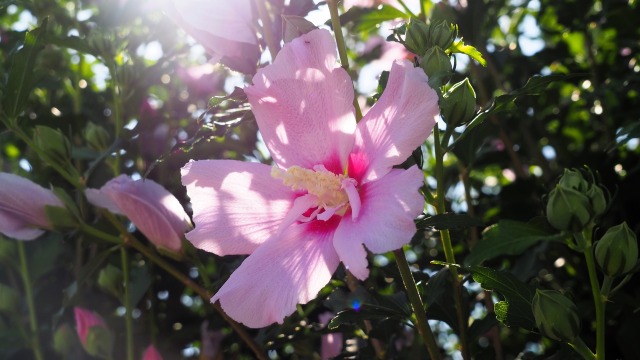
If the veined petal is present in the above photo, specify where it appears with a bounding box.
[86,175,191,252]
[245,29,356,172]
[181,160,295,256]
[0,211,44,241]
[212,220,340,328]
[350,60,439,182]
[334,167,423,256]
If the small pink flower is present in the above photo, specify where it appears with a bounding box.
[86,175,192,252]
[161,0,260,74]
[181,29,439,327]
[319,312,343,360]
[74,307,106,346]
[142,345,163,360]
[0,172,64,240]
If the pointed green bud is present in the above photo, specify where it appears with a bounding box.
[441,78,476,127]
[546,185,591,232]
[44,204,77,230]
[404,18,431,56]
[558,169,589,192]
[532,289,580,342]
[586,184,607,218]
[84,122,111,152]
[595,222,638,277]
[33,125,71,164]
[428,20,457,50]
[420,46,452,88]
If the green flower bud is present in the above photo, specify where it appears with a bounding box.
[428,20,457,50]
[84,325,114,359]
[440,78,476,127]
[558,169,589,192]
[595,222,638,277]
[420,46,452,88]
[53,324,79,357]
[404,18,431,56]
[33,125,71,164]
[84,122,111,152]
[546,185,592,232]
[586,184,607,218]
[532,289,580,342]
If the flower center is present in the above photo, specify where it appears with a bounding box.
[272,165,361,222]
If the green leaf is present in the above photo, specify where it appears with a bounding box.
[2,18,48,120]
[417,213,484,230]
[355,5,409,33]
[449,39,486,66]
[128,264,151,307]
[423,268,469,333]
[469,266,536,329]
[328,303,408,330]
[465,220,564,266]
[0,283,19,313]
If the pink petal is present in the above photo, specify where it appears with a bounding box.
[181,160,295,256]
[162,0,260,73]
[86,175,191,252]
[334,167,423,258]
[142,345,163,360]
[245,29,356,173]
[211,221,340,328]
[0,172,63,240]
[350,60,439,183]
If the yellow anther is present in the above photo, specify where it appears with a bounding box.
[272,165,349,208]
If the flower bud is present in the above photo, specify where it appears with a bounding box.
[428,20,457,50]
[595,222,638,277]
[532,289,580,342]
[33,125,71,164]
[558,169,589,192]
[440,78,476,127]
[53,324,79,357]
[546,185,592,232]
[586,184,607,218]
[404,18,431,56]
[142,345,164,360]
[420,46,452,88]
[84,122,111,152]
[74,307,113,358]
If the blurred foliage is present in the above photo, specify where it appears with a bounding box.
[0,0,639,359]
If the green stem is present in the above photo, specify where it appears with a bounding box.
[91,216,267,360]
[108,62,122,175]
[432,126,470,360]
[17,241,44,360]
[394,249,441,360]
[254,0,279,60]
[327,0,363,122]
[569,337,597,360]
[581,227,605,360]
[120,247,134,360]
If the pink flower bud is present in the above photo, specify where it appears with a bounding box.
[86,175,192,252]
[142,345,163,360]
[74,307,106,345]
[0,172,64,240]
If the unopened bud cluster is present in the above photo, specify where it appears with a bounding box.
[546,169,607,232]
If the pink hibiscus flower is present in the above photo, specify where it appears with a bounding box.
[181,29,439,327]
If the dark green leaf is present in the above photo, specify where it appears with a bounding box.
[465,220,564,266]
[2,18,48,120]
[128,264,151,307]
[328,303,408,330]
[423,267,469,332]
[417,213,484,230]
[469,266,536,329]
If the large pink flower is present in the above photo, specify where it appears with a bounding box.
[0,172,64,240]
[86,175,192,252]
[162,0,260,74]
[181,29,439,327]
